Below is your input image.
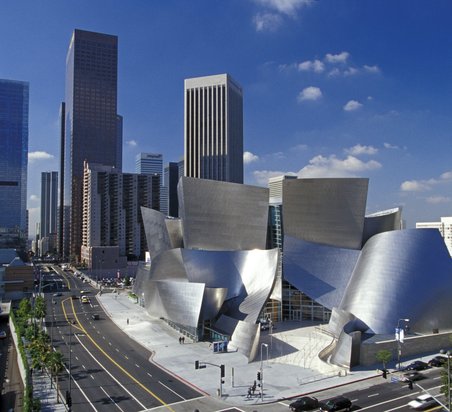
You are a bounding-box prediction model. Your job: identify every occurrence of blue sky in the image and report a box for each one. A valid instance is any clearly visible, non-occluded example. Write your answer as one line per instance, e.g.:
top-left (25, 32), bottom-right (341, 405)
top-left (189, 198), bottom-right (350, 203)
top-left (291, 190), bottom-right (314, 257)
top-left (1, 0), bottom-right (451, 236)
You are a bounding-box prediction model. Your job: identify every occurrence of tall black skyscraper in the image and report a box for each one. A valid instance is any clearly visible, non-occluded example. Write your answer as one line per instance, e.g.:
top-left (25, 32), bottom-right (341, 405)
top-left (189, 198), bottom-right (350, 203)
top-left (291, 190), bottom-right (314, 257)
top-left (64, 29), bottom-right (120, 261)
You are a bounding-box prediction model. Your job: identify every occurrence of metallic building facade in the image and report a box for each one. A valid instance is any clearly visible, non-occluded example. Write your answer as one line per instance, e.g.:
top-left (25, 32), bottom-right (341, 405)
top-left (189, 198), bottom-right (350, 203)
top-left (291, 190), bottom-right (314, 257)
top-left (135, 177), bottom-right (278, 360)
top-left (184, 74), bottom-right (243, 183)
top-left (64, 29), bottom-right (120, 261)
top-left (0, 79), bottom-right (29, 239)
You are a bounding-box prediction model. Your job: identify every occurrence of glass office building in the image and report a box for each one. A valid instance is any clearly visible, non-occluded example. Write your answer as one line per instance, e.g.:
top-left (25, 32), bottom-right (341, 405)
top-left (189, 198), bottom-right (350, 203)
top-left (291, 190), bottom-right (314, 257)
top-left (64, 29), bottom-right (120, 261)
top-left (0, 79), bottom-right (29, 243)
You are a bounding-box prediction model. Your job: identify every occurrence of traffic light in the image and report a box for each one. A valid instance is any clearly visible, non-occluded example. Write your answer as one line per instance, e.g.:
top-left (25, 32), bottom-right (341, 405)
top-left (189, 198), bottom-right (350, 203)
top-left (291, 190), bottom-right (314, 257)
top-left (66, 390), bottom-right (72, 408)
top-left (220, 364), bottom-right (225, 378)
top-left (195, 360), bottom-right (199, 370)
top-left (257, 371), bottom-right (261, 381)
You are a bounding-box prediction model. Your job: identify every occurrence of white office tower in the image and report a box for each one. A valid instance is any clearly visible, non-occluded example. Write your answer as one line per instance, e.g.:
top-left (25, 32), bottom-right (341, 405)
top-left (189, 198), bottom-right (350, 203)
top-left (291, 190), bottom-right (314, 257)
top-left (184, 74), bottom-right (243, 183)
top-left (416, 217), bottom-right (452, 257)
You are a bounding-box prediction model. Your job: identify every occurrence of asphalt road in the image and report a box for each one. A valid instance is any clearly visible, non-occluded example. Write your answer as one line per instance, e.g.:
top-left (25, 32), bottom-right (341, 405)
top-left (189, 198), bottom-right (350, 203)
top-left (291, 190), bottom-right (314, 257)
top-left (45, 266), bottom-right (205, 412)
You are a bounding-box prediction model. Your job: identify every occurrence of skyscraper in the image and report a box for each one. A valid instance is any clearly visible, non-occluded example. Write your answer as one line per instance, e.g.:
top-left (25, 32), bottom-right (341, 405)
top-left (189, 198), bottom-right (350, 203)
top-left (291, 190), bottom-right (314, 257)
top-left (164, 162), bottom-right (179, 217)
top-left (64, 29), bottom-right (120, 261)
top-left (184, 73), bottom-right (243, 183)
top-left (40, 171), bottom-right (58, 239)
top-left (136, 153), bottom-right (163, 212)
top-left (0, 79), bottom-right (29, 247)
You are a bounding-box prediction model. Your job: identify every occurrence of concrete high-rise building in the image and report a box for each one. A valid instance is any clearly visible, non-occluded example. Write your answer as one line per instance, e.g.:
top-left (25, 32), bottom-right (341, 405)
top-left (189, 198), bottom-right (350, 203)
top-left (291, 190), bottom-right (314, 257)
top-left (64, 29), bottom-right (120, 261)
top-left (416, 217), bottom-right (452, 257)
top-left (0, 79), bottom-right (29, 249)
top-left (184, 73), bottom-right (243, 183)
top-left (40, 172), bottom-right (58, 238)
top-left (81, 162), bottom-right (159, 267)
top-left (136, 153), bottom-right (163, 212)
top-left (164, 162), bottom-right (179, 217)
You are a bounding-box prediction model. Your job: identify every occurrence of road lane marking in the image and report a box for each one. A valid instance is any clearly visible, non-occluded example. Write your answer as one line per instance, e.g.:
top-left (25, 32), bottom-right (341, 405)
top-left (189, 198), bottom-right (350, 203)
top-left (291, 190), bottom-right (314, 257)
top-left (125, 355), bottom-right (129, 359)
top-left (358, 391), bottom-right (422, 410)
top-left (91, 375), bottom-right (94, 380)
top-left (368, 393), bottom-right (379, 397)
top-left (74, 334), bottom-right (147, 410)
top-left (61, 360), bottom-right (97, 411)
top-left (158, 381), bottom-right (186, 401)
top-left (147, 372), bottom-right (153, 378)
top-left (82, 365), bottom-right (86, 369)
top-left (135, 364), bottom-right (140, 368)
top-left (100, 386), bottom-right (125, 412)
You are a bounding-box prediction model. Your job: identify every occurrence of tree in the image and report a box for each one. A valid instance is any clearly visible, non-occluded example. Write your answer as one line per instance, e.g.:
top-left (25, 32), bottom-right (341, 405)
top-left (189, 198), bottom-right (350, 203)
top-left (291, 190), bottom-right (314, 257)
top-left (17, 298), bottom-right (32, 320)
top-left (29, 333), bottom-right (51, 371)
top-left (376, 349), bottom-right (392, 370)
top-left (46, 350), bottom-right (65, 403)
top-left (34, 295), bottom-right (47, 326)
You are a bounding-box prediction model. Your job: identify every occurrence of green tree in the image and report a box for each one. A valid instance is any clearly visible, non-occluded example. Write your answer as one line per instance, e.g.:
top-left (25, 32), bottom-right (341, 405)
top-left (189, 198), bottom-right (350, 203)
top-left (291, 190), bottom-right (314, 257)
top-left (34, 295), bottom-right (47, 326)
top-left (29, 335), bottom-right (51, 371)
top-left (46, 350), bottom-right (65, 403)
top-left (17, 298), bottom-right (32, 320)
top-left (376, 349), bottom-right (392, 370)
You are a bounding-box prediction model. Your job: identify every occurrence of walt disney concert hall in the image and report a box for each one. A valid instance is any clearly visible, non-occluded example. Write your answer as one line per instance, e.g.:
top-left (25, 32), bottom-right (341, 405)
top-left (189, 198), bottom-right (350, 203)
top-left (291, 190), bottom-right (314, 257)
top-left (134, 176), bottom-right (452, 366)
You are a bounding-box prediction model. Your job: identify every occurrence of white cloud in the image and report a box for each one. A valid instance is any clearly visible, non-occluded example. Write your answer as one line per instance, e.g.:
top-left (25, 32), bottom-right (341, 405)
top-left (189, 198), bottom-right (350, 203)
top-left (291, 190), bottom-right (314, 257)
top-left (327, 68), bottom-right (341, 77)
top-left (253, 170), bottom-right (296, 185)
top-left (345, 144), bottom-right (378, 156)
top-left (291, 144), bottom-right (308, 151)
top-left (29, 194), bottom-right (39, 202)
top-left (400, 180), bottom-right (432, 192)
top-left (297, 86), bottom-right (322, 102)
top-left (297, 154), bottom-right (381, 178)
top-left (254, 0), bottom-right (313, 16)
top-left (343, 67), bottom-right (359, 76)
top-left (325, 51), bottom-right (350, 64)
top-left (426, 196), bottom-right (451, 204)
top-left (244, 151), bottom-right (259, 164)
top-left (298, 59), bottom-right (324, 73)
top-left (384, 142), bottom-right (399, 150)
top-left (126, 139), bottom-right (137, 147)
top-left (363, 64), bottom-right (381, 74)
top-left (367, 96), bottom-right (373, 101)
top-left (343, 100), bottom-right (363, 112)
top-left (28, 151), bottom-right (54, 162)
top-left (253, 12), bottom-right (283, 31)
top-left (440, 171), bottom-right (452, 180)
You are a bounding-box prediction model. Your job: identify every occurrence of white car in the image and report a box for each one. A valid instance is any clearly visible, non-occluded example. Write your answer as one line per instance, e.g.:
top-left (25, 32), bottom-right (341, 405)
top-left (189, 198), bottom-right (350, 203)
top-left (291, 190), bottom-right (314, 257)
top-left (408, 394), bottom-right (438, 410)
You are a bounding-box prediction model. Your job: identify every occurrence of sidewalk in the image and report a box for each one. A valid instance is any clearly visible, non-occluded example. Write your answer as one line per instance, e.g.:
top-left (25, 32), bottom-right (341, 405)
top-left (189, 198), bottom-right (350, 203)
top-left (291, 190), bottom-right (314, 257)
top-left (97, 291), bottom-right (380, 407)
top-left (32, 369), bottom-right (66, 412)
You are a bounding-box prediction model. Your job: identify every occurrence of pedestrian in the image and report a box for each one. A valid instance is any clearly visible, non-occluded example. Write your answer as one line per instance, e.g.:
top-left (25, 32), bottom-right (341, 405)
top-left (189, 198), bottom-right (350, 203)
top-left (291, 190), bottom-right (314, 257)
top-left (252, 380), bottom-right (256, 394)
top-left (247, 387), bottom-right (252, 398)
top-left (182, 336), bottom-right (185, 344)
top-left (179, 336), bottom-right (182, 344)
top-left (127, 318), bottom-right (129, 325)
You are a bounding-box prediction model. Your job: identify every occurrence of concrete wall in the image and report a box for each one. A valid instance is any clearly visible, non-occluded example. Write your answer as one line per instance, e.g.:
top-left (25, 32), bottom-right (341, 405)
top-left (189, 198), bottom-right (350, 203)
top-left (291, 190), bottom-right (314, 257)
top-left (359, 331), bottom-right (452, 367)
top-left (9, 315), bottom-right (27, 385)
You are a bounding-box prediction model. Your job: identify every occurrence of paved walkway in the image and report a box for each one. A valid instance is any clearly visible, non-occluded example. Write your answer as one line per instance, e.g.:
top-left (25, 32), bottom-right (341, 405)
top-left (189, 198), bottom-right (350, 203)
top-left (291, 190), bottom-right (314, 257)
top-left (97, 291), bottom-right (380, 407)
top-left (32, 369), bottom-right (66, 411)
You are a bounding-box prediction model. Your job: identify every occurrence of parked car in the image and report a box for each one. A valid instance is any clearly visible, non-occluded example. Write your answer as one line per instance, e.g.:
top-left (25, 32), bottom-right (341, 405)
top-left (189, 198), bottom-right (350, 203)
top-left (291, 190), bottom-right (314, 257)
top-left (319, 396), bottom-right (352, 411)
top-left (407, 394), bottom-right (438, 410)
top-left (399, 371), bottom-right (425, 382)
top-left (91, 313), bottom-right (99, 320)
top-left (80, 290), bottom-right (88, 295)
top-left (428, 355), bottom-right (447, 367)
top-left (402, 361), bottom-right (430, 371)
top-left (0, 330), bottom-right (7, 339)
top-left (289, 396), bottom-right (319, 411)
top-left (52, 292), bottom-right (62, 297)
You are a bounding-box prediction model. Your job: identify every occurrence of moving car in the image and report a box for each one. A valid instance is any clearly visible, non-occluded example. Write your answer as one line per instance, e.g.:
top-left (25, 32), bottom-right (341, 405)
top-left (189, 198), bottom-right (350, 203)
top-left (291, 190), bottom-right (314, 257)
top-left (399, 371), bottom-right (425, 382)
top-left (428, 355), bottom-right (447, 367)
top-left (402, 361), bottom-right (429, 371)
top-left (407, 394), bottom-right (438, 410)
top-left (319, 396), bottom-right (352, 411)
top-left (81, 296), bottom-right (90, 304)
top-left (289, 396), bottom-right (319, 411)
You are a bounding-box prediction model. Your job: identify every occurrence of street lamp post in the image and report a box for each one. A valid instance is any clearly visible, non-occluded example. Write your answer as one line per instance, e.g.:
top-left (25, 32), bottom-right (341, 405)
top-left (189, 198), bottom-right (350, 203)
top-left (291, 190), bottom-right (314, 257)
top-left (396, 318), bottom-right (410, 370)
top-left (260, 343), bottom-right (268, 401)
top-left (440, 349), bottom-right (451, 411)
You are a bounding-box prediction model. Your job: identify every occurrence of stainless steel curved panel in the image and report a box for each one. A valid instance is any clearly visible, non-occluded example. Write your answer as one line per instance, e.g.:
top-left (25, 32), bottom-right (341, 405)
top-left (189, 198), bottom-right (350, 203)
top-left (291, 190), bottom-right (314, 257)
top-left (283, 235), bottom-right (359, 309)
top-left (178, 177), bottom-right (269, 250)
top-left (282, 178), bottom-right (368, 250)
top-left (165, 218), bottom-right (183, 248)
top-left (200, 287), bottom-right (228, 321)
top-left (362, 207), bottom-right (402, 245)
top-left (140, 206), bottom-right (172, 259)
top-left (340, 229), bottom-right (452, 334)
